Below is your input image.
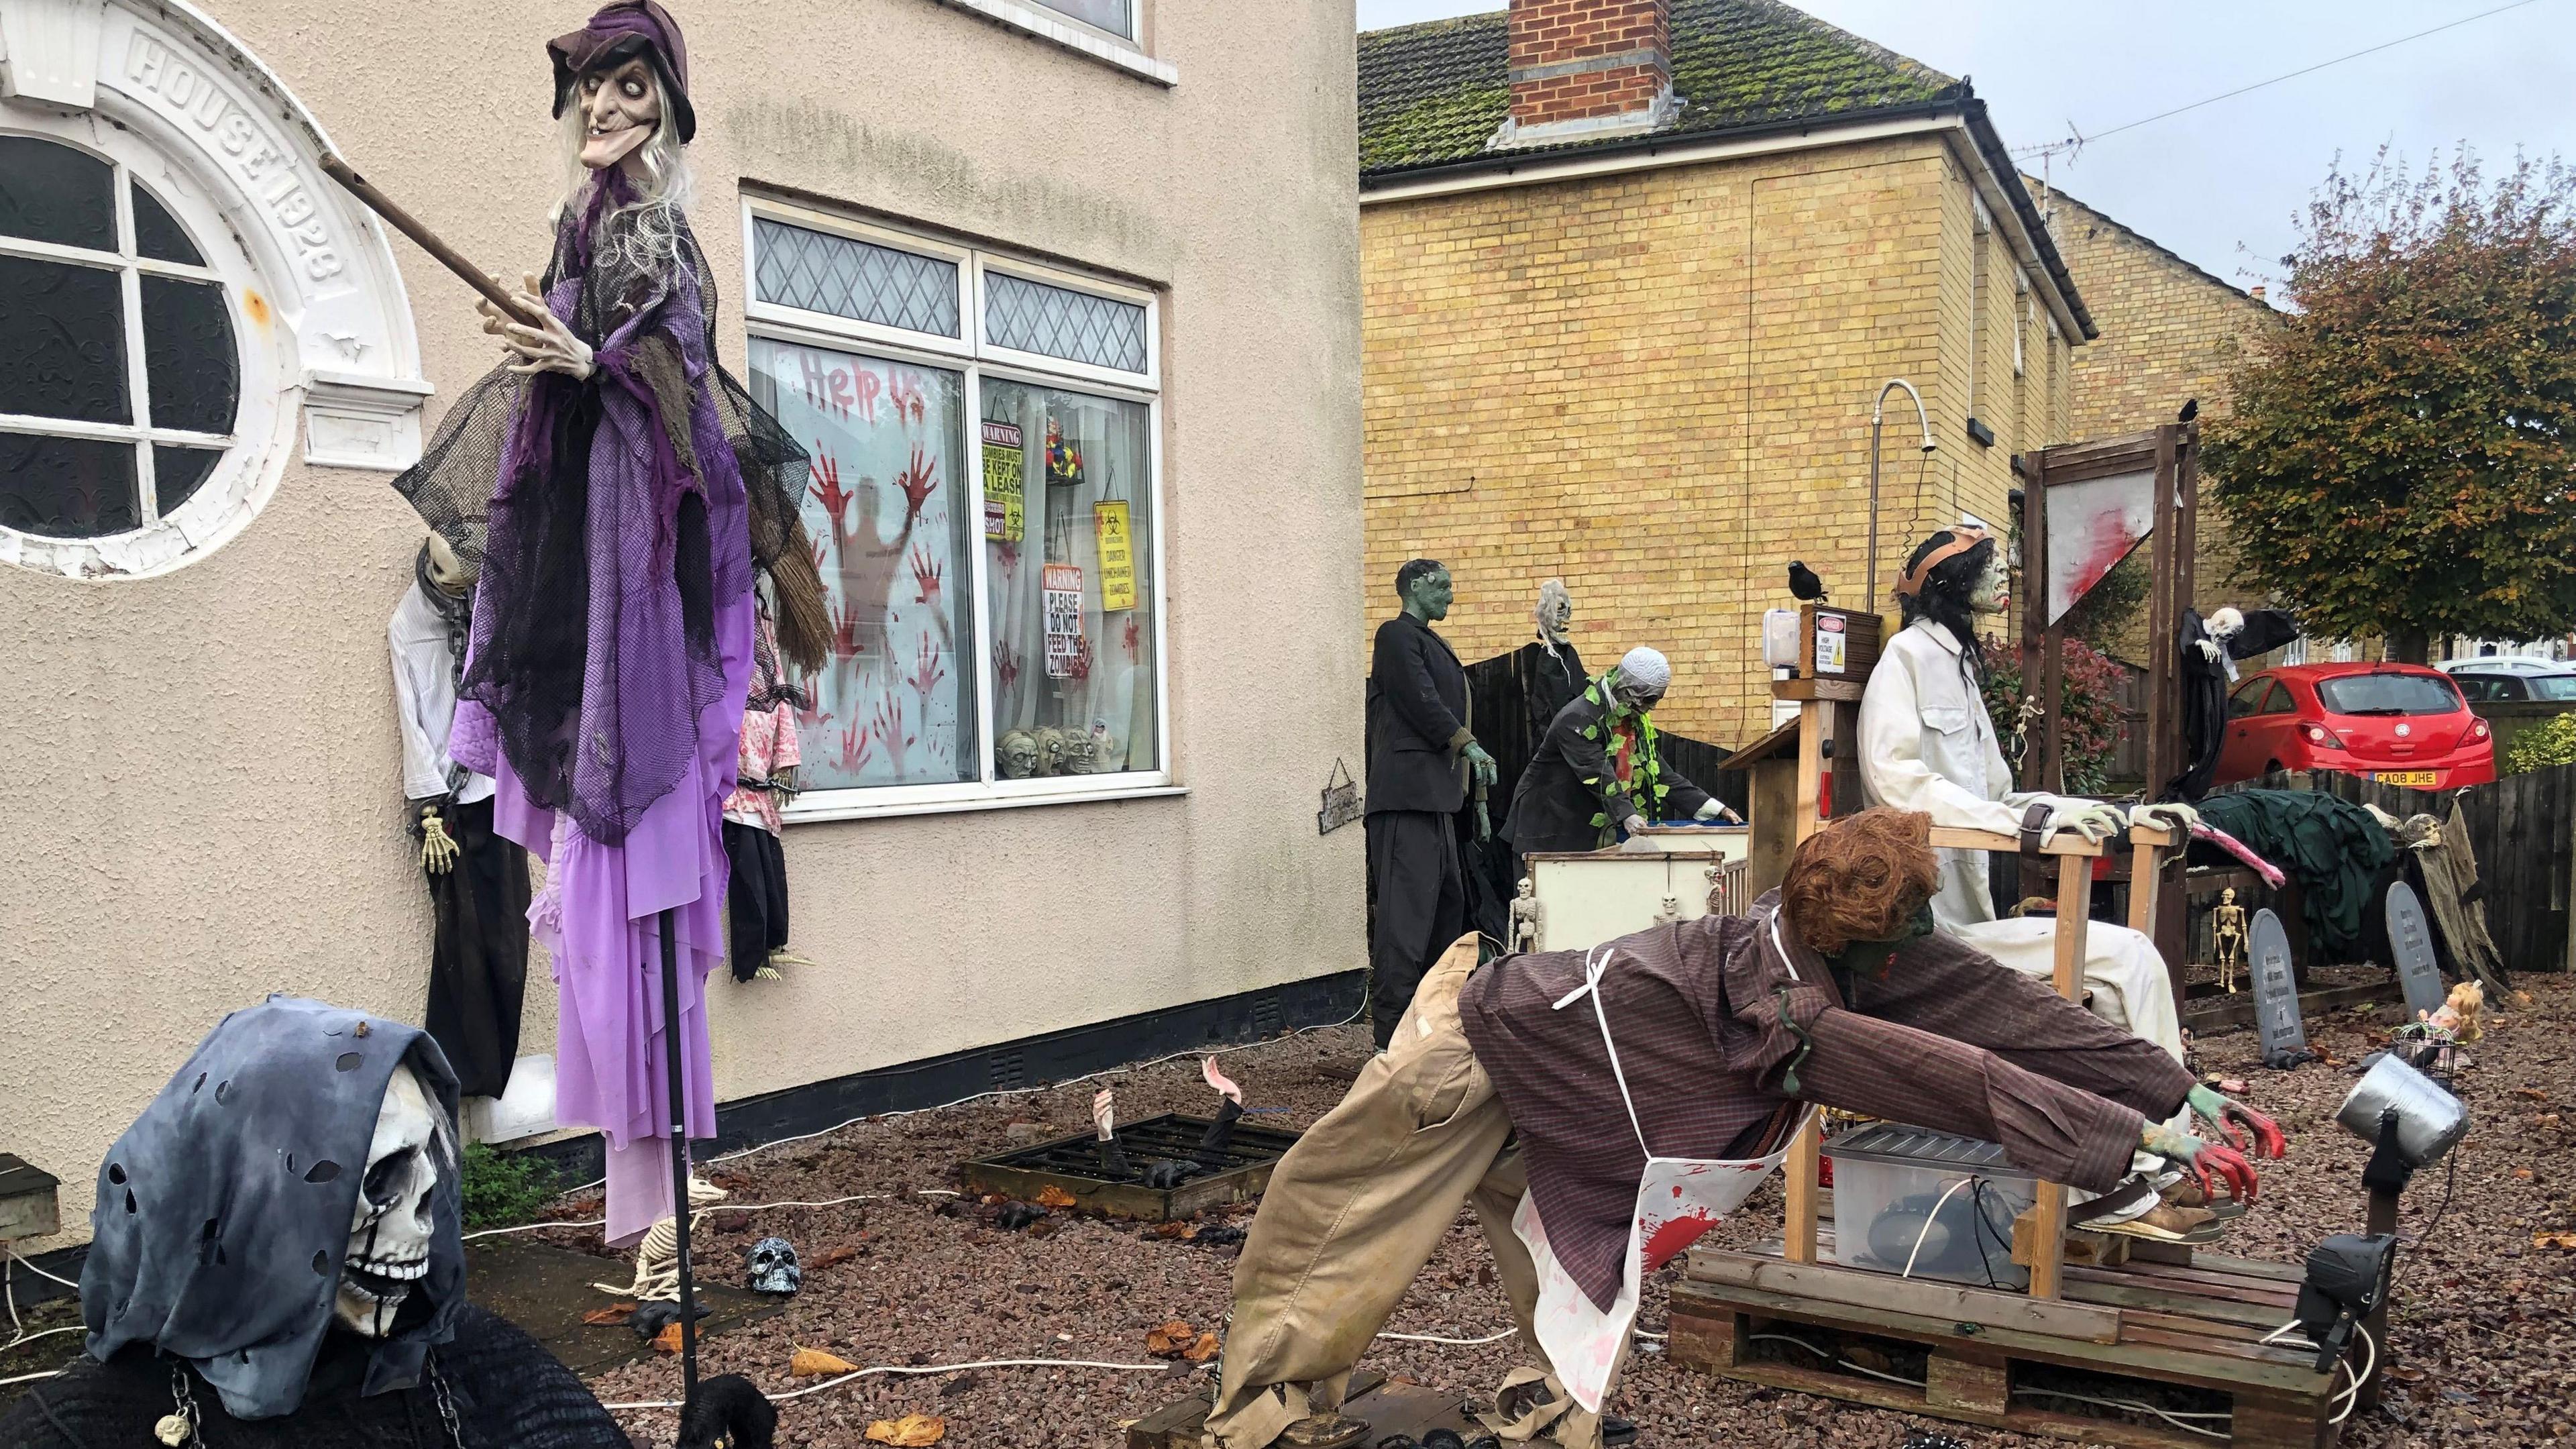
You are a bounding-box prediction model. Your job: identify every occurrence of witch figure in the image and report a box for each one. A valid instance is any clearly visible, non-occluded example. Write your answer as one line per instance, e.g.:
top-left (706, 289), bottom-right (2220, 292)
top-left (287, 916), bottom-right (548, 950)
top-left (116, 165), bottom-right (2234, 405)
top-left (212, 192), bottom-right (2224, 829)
top-left (390, 0), bottom-right (826, 1244)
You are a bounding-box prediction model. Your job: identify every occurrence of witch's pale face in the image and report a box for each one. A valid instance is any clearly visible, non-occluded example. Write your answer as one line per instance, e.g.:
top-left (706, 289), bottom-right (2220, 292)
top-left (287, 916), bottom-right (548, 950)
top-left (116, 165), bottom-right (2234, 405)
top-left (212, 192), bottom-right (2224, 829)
top-left (577, 58), bottom-right (661, 171)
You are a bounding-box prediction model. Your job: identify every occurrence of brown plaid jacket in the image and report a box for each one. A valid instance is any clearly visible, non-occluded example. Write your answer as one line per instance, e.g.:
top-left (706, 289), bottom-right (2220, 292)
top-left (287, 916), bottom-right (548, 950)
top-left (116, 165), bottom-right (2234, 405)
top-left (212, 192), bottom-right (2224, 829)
top-left (1458, 892), bottom-right (2194, 1309)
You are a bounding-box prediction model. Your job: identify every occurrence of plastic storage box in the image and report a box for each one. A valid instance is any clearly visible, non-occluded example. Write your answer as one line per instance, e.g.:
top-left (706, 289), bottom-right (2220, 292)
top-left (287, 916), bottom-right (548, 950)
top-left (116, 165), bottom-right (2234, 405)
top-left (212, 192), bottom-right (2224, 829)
top-left (1824, 1123), bottom-right (2036, 1290)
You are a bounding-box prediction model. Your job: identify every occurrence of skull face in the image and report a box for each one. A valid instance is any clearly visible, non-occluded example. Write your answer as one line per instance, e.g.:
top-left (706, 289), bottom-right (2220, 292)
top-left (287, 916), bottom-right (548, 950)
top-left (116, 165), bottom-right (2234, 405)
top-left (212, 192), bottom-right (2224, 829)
top-left (745, 1236), bottom-right (802, 1295)
top-left (335, 1065), bottom-right (443, 1338)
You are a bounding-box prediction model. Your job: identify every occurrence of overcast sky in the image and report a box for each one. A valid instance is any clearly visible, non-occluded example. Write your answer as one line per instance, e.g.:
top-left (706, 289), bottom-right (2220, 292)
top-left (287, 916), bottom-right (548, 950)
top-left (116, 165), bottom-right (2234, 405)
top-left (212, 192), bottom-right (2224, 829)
top-left (1354, 0), bottom-right (2576, 293)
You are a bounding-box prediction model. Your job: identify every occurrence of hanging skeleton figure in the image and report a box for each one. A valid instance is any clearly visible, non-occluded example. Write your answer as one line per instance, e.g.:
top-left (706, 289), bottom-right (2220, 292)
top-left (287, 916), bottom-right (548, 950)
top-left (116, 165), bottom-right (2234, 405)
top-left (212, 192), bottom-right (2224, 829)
top-left (594, 1175), bottom-right (731, 1303)
top-left (389, 0), bottom-right (826, 1249)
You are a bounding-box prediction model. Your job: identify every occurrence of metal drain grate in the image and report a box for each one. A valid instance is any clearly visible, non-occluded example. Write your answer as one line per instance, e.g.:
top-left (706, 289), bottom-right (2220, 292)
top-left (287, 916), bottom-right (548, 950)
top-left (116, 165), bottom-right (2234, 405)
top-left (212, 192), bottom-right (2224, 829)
top-left (961, 1112), bottom-right (1303, 1220)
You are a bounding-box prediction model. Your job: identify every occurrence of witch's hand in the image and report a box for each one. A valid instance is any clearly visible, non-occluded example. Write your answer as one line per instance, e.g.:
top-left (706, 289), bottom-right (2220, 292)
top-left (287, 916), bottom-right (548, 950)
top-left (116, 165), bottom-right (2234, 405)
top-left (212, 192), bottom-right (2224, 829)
top-left (482, 271), bottom-right (592, 380)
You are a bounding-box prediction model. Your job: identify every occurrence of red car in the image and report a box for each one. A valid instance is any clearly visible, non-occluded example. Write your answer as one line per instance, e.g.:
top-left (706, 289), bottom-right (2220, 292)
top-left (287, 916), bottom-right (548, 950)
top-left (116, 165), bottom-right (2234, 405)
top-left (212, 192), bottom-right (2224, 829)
top-left (2214, 663), bottom-right (2496, 789)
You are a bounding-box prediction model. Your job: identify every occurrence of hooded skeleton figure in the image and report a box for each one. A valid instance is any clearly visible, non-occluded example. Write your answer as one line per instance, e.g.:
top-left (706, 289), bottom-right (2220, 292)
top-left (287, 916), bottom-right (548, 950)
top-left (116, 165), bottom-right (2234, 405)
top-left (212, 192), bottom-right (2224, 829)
top-left (0, 998), bottom-right (626, 1447)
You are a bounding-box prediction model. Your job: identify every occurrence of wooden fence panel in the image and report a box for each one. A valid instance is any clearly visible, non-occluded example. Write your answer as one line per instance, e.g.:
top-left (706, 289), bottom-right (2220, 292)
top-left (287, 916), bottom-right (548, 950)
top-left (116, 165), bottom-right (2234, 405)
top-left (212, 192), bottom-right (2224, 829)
top-left (2302, 765), bottom-right (2573, 974)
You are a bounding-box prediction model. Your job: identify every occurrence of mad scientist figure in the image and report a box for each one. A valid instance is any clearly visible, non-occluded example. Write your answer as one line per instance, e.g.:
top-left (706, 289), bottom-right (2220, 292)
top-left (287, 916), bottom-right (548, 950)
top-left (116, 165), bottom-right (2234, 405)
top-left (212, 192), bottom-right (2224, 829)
top-left (391, 0), bottom-right (824, 1246)
top-left (1858, 523), bottom-right (2275, 1236)
top-left (1201, 810), bottom-right (2276, 1449)
top-left (1364, 559), bottom-right (1497, 1049)
top-left (1507, 645), bottom-right (1735, 857)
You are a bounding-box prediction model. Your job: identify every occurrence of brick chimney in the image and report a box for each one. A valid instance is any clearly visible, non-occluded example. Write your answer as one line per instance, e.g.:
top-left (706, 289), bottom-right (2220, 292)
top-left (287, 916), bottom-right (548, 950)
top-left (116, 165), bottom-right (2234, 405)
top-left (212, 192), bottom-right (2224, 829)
top-left (1497, 0), bottom-right (1676, 149)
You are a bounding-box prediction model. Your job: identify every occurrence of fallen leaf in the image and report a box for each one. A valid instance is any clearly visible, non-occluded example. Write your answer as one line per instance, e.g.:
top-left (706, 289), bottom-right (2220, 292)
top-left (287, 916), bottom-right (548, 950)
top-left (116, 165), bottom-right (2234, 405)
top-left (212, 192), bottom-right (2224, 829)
top-left (865, 1413), bottom-right (947, 1446)
top-left (1036, 1185), bottom-right (1078, 1210)
top-left (1146, 1320), bottom-right (1196, 1356)
top-left (582, 1306), bottom-right (634, 1326)
top-left (2515, 1088), bottom-right (2549, 1102)
top-left (651, 1323), bottom-right (684, 1355)
top-left (2515, 991), bottom-right (2534, 1006)
top-left (981, 1193), bottom-right (1007, 1206)
top-left (792, 1347), bottom-right (859, 1376)
top-left (1152, 1221), bottom-right (1189, 1240)
top-left (2388, 1364), bottom-right (2428, 1385)
top-left (2514, 1168), bottom-right (2536, 1181)
top-left (812, 1246), bottom-right (860, 1269)
top-left (2535, 1232), bottom-right (2576, 1250)
top-left (1183, 1332), bottom-right (1221, 1363)
top-left (2540, 1115), bottom-right (2563, 1128)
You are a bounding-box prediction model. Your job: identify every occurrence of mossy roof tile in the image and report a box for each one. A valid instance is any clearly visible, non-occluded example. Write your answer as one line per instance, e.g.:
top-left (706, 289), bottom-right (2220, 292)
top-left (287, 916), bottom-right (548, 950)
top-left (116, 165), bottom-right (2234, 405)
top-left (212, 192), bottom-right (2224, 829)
top-left (1358, 0), bottom-right (1957, 178)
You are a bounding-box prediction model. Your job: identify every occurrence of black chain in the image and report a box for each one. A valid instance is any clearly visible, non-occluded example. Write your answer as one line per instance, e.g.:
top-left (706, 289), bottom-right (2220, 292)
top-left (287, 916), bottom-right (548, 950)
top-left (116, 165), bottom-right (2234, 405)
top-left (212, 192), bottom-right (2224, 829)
top-left (427, 1352), bottom-right (466, 1449)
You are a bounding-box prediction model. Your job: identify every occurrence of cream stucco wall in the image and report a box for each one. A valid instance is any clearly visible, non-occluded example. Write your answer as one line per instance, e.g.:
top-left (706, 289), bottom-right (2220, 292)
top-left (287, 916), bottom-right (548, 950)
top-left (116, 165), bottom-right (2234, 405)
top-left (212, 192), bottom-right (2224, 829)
top-left (0, 0), bottom-right (1364, 1252)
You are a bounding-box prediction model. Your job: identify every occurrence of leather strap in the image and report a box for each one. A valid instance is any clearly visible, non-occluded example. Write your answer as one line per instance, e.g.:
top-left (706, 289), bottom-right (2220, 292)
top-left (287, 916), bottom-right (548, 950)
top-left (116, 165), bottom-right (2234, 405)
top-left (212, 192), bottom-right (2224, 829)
top-left (2019, 801), bottom-right (2053, 855)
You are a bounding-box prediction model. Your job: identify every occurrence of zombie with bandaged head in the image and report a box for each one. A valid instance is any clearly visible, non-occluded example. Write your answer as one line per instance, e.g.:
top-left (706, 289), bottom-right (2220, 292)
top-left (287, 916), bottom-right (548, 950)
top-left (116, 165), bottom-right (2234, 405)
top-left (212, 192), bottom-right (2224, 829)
top-left (1505, 645), bottom-right (1737, 858)
top-left (387, 1), bottom-right (826, 1246)
top-left (1857, 523), bottom-right (2276, 1239)
top-left (0, 998), bottom-right (627, 1447)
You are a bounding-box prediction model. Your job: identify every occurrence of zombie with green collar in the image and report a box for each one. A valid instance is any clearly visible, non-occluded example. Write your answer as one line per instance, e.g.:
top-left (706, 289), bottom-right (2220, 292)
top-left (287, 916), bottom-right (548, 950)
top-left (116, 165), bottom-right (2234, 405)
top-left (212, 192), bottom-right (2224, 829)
top-left (1505, 646), bottom-right (1737, 855)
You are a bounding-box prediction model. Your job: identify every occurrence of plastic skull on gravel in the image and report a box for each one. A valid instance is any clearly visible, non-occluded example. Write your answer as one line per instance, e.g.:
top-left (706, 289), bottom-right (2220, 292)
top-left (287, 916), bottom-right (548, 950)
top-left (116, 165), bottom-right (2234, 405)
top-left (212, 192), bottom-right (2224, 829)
top-left (745, 1236), bottom-right (802, 1295)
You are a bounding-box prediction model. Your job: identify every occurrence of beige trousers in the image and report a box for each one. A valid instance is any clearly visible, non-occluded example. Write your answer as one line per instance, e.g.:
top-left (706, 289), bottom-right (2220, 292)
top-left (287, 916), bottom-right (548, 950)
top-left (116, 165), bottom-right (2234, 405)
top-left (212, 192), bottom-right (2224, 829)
top-left (1205, 936), bottom-right (1609, 1449)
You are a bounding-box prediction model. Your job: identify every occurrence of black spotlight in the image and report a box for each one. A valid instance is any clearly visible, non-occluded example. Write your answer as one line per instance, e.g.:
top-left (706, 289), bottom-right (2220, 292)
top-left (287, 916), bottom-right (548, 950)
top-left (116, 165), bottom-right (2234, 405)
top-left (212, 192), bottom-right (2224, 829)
top-left (2291, 1234), bottom-right (2398, 1375)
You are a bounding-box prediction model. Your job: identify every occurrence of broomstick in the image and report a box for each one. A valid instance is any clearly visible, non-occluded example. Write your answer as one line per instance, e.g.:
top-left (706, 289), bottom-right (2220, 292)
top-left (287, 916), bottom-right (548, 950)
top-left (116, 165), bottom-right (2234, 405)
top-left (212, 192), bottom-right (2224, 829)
top-left (321, 156), bottom-right (551, 327)
top-left (321, 154), bottom-right (834, 673)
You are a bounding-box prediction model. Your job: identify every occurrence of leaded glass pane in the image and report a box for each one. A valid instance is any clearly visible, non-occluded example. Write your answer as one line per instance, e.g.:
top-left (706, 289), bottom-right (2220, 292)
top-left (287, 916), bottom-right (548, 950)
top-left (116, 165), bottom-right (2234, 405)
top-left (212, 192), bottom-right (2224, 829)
top-left (753, 218), bottom-right (959, 338)
top-left (154, 445), bottom-right (222, 515)
top-left (141, 276), bottom-right (237, 434)
top-left (1031, 0), bottom-right (1132, 38)
top-left (0, 254), bottom-right (128, 424)
top-left (131, 181), bottom-right (205, 266)
top-left (0, 433), bottom-right (139, 537)
top-left (983, 272), bottom-right (1148, 374)
top-left (0, 136), bottom-right (114, 251)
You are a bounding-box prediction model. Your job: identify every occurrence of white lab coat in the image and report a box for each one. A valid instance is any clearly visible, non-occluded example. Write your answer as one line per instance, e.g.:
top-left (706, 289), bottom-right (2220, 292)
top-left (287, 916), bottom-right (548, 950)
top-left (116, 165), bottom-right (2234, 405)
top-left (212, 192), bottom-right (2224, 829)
top-left (390, 582), bottom-right (496, 806)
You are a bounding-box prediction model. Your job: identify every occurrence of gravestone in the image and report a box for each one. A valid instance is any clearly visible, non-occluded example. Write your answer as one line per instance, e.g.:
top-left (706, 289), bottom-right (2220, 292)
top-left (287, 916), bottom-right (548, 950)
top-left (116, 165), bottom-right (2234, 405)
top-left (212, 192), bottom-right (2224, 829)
top-left (2386, 881), bottom-right (2446, 1020)
top-left (2248, 908), bottom-right (2306, 1068)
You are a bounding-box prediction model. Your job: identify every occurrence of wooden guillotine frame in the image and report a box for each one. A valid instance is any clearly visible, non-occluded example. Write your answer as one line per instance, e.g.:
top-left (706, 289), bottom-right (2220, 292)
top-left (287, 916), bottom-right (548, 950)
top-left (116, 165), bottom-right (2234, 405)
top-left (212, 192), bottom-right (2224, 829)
top-left (2017, 423), bottom-right (2200, 994)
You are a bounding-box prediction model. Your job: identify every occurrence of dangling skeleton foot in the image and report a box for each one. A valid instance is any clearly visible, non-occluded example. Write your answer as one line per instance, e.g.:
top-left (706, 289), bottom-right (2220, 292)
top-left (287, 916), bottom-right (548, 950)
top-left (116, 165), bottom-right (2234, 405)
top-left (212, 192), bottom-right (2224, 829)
top-left (594, 1176), bottom-right (729, 1301)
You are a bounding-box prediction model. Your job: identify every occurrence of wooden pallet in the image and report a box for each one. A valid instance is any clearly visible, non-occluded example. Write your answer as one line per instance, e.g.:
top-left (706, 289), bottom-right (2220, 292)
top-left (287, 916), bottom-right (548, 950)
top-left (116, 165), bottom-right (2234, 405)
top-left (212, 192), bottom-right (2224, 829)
top-left (1125, 1371), bottom-right (1488, 1449)
top-left (1669, 1243), bottom-right (2349, 1449)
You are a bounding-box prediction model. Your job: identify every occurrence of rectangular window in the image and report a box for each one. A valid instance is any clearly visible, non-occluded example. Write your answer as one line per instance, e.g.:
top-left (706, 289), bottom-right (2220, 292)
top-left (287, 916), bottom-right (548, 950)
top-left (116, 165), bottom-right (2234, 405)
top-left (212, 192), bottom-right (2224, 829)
top-left (1030, 0), bottom-right (1133, 39)
top-left (745, 201), bottom-right (1165, 817)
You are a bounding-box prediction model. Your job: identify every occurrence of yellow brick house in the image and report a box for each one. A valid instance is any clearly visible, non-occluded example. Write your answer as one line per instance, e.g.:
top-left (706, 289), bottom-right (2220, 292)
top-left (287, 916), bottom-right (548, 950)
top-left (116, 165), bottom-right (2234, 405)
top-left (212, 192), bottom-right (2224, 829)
top-left (1359, 0), bottom-right (2094, 745)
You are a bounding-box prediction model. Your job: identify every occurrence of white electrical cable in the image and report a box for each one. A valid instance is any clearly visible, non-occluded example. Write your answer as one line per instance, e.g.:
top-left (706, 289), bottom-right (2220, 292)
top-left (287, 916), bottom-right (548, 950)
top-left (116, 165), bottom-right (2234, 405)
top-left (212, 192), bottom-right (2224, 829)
top-left (598, 1355), bottom-right (1174, 1411)
top-left (1375, 1328), bottom-right (1516, 1346)
top-left (1, 1367), bottom-right (71, 1387)
top-left (1900, 1177), bottom-right (1977, 1280)
top-left (463, 1189), bottom-right (963, 1241)
top-left (4, 1249), bottom-right (79, 1289)
top-left (2011, 1387), bottom-right (2230, 1439)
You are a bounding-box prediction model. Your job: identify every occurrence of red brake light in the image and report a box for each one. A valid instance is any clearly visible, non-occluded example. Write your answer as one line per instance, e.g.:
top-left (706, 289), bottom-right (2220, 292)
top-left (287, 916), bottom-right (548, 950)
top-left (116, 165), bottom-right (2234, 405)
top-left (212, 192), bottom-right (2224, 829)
top-left (2300, 721), bottom-right (2346, 749)
top-left (2471, 716), bottom-right (2492, 741)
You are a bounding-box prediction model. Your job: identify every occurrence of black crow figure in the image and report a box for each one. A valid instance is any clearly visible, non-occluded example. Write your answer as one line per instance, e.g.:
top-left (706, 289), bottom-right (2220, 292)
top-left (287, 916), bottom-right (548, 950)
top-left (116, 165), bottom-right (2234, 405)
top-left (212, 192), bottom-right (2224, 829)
top-left (2178, 397), bottom-right (2199, 423)
top-left (677, 1373), bottom-right (779, 1449)
top-left (1787, 560), bottom-right (1827, 601)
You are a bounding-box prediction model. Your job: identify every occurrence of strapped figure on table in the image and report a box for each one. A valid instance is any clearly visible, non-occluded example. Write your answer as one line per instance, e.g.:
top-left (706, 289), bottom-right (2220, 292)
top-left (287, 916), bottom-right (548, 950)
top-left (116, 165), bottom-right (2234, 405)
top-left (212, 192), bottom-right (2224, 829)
top-left (1201, 809), bottom-right (2276, 1449)
top-left (1856, 522), bottom-right (2282, 1240)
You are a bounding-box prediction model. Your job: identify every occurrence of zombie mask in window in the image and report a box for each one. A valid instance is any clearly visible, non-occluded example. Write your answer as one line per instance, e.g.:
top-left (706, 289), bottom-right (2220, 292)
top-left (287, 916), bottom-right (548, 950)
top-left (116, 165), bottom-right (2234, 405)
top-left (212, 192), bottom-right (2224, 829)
top-left (1044, 415), bottom-right (1084, 488)
top-left (998, 729), bottom-right (1041, 780)
top-left (745, 1236), bottom-right (802, 1295)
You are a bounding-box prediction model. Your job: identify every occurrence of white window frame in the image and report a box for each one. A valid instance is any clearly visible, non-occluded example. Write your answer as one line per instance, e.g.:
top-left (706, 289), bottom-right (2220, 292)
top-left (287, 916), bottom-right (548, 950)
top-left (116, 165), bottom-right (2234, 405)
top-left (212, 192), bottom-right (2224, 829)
top-left (0, 120), bottom-right (285, 578)
top-left (742, 197), bottom-right (1173, 822)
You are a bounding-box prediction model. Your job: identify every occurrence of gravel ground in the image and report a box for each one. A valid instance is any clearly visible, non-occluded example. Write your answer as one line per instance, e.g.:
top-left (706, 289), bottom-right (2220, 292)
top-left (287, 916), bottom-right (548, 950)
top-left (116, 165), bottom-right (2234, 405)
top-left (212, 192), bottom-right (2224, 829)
top-left (9, 973), bottom-right (2570, 1447)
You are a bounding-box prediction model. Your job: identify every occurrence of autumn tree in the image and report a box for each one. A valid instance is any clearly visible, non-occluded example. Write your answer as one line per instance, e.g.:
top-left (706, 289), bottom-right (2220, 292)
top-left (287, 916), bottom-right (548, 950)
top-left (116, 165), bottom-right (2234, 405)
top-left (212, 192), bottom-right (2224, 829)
top-left (2204, 150), bottom-right (2576, 662)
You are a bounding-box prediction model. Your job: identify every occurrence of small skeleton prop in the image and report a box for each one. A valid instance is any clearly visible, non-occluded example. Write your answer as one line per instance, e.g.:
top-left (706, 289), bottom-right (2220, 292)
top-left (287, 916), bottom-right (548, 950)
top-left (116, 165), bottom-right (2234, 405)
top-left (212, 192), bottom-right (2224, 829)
top-left (2212, 888), bottom-right (2249, 994)
top-left (743, 1236), bottom-right (801, 1295)
top-left (1652, 894), bottom-right (1682, 926)
top-left (593, 1175), bottom-right (729, 1301)
top-left (1509, 877), bottom-right (1542, 954)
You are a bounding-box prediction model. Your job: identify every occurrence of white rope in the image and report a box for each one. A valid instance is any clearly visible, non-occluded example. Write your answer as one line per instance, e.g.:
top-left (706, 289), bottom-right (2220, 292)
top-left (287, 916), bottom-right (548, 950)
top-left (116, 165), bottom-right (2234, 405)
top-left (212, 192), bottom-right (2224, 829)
top-left (1, 1367), bottom-right (70, 1387)
top-left (1375, 1328), bottom-right (1515, 1346)
top-left (598, 1355), bottom-right (1173, 1411)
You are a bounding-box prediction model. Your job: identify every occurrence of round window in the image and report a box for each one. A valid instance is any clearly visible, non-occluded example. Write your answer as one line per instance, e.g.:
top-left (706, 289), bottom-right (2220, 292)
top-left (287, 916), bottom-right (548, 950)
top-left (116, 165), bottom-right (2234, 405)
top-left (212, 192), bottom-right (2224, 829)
top-left (0, 131), bottom-right (251, 568)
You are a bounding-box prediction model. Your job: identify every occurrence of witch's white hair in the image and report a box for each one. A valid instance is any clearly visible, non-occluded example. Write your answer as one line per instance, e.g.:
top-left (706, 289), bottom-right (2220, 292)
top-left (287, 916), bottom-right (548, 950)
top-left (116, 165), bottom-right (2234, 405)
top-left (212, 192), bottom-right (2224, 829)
top-left (551, 54), bottom-right (693, 273)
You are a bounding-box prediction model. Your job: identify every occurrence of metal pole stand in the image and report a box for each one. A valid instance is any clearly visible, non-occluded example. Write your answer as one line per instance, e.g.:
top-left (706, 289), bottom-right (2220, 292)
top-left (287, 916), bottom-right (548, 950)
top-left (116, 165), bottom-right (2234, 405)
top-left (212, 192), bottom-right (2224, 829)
top-left (658, 908), bottom-right (700, 1402)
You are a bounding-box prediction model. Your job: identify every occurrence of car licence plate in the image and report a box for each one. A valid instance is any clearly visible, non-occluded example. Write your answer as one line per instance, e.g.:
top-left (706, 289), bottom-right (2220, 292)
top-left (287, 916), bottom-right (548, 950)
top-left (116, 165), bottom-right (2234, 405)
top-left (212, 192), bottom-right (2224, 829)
top-left (2373, 770), bottom-right (2438, 786)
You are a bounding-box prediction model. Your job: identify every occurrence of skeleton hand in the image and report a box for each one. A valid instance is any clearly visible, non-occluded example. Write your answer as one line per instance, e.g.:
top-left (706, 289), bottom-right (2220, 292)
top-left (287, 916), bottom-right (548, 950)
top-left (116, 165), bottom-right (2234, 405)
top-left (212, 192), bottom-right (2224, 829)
top-left (2143, 1121), bottom-right (2259, 1205)
top-left (1695, 800), bottom-right (1742, 824)
top-left (482, 272), bottom-right (593, 380)
top-left (2047, 801), bottom-right (2128, 845)
top-left (2186, 1084), bottom-right (2286, 1158)
top-left (417, 804), bottom-right (460, 875)
top-left (2196, 638), bottom-right (2225, 663)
